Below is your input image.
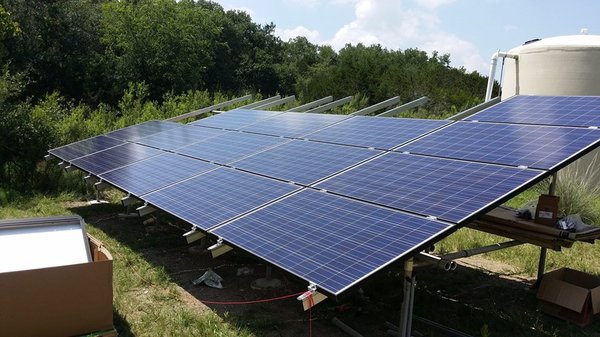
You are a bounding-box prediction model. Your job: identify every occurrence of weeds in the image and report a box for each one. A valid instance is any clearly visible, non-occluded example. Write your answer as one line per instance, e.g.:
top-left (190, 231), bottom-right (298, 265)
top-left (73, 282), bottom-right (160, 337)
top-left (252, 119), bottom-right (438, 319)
top-left (536, 154), bottom-right (600, 225)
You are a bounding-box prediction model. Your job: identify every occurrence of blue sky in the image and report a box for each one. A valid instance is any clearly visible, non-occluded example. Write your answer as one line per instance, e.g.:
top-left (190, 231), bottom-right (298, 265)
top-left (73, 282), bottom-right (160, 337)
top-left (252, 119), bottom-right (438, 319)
top-left (215, 0), bottom-right (600, 74)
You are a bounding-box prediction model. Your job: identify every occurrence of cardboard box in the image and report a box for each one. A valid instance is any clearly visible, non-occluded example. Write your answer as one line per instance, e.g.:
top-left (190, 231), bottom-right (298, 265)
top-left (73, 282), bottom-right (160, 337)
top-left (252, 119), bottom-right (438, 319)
top-left (535, 194), bottom-right (560, 226)
top-left (537, 268), bottom-right (600, 326)
top-left (0, 234), bottom-right (113, 337)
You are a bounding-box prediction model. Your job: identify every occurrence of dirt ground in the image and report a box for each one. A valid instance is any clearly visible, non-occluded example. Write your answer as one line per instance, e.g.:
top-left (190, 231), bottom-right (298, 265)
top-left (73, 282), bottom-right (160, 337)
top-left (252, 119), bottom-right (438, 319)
top-left (79, 204), bottom-right (600, 337)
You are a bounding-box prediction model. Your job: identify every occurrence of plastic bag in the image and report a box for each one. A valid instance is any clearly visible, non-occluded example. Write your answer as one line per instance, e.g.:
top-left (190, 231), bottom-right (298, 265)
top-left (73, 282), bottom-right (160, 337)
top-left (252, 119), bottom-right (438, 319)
top-left (517, 200), bottom-right (537, 220)
top-left (192, 269), bottom-right (224, 288)
top-left (557, 214), bottom-right (586, 232)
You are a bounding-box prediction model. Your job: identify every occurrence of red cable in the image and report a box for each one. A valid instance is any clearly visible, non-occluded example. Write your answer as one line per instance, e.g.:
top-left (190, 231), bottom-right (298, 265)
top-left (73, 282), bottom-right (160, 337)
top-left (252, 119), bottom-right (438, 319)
top-left (308, 292), bottom-right (314, 337)
top-left (200, 291), bottom-right (305, 305)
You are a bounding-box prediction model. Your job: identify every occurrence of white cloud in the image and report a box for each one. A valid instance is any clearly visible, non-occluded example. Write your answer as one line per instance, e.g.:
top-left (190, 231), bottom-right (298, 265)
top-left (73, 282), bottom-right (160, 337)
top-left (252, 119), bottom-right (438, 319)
top-left (286, 0), bottom-right (322, 8)
top-left (276, 26), bottom-right (322, 44)
top-left (420, 32), bottom-right (489, 72)
top-left (222, 4), bottom-right (255, 17)
top-left (324, 0), bottom-right (488, 73)
top-left (415, 0), bottom-right (456, 10)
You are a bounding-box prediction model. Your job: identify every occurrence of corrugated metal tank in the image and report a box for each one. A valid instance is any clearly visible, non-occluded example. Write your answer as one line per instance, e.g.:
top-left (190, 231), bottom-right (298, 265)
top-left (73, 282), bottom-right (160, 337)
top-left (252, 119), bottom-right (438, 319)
top-left (502, 34), bottom-right (600, 99)
top-left (500, 34), bottom-right (600, 182)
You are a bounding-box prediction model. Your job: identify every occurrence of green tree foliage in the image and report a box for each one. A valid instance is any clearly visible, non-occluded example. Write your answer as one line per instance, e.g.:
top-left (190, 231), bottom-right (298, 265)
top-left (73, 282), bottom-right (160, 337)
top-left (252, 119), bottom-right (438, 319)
top-left (100, 0), bottom-right (221, 100)
top-left (1, 0), bottom-right (103, 102)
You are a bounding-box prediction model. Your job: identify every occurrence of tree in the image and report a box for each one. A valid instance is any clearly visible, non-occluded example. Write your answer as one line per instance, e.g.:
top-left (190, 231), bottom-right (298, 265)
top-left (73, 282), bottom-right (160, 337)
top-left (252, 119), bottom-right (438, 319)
top-left (100, 0), bottom-right (221, 100)
top-left (1, 0), bottom-right (103, 102)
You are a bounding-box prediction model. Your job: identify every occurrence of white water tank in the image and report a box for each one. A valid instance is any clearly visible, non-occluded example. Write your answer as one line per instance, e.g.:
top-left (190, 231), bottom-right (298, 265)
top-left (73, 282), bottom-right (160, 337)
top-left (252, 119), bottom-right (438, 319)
top-left (502, 34), bottom-right (600, 99)
top-left (501, 33), bottom-right (600, 184)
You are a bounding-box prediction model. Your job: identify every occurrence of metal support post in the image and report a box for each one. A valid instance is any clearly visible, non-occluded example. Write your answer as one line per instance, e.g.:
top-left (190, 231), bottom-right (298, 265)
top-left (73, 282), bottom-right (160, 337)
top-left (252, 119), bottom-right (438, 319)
top-left (399, 258), bottom-right (414, 337)
top-left (534, 172), bottom-right (558, 287)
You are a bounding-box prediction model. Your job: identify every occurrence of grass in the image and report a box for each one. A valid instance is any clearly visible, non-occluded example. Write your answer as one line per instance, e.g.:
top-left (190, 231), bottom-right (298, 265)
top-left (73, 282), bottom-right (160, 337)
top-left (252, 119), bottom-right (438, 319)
top-left (0, 192), bottom-right (252, 337)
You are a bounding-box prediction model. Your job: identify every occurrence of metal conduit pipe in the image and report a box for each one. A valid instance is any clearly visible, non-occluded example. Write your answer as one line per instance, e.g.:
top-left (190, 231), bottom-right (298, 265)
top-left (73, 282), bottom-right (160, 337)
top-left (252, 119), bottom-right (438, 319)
top-left (485, 51), bottom-right (518, 102)
top-left (331, 317), bottom-right (365, 337)
top-left (440, 240), bottom-right (523, 260)
top-left (416, 252), bottom-right (457, 271)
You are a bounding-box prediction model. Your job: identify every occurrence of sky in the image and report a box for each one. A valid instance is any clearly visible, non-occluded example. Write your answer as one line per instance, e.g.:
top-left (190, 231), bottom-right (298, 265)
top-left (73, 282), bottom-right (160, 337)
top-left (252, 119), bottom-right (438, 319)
top-left (215, 0), bottom-right (600, 75)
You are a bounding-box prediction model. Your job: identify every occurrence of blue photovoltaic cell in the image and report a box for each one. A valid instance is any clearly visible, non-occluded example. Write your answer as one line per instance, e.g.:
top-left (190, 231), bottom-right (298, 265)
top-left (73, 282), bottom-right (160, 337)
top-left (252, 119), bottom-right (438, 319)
top-left (176, 131), bottom-right (289, 164)
top-left (70, 143), bottom-right (164, 175)
top-left (136, 125), bottom-right (226, 150)
top-left (306, 116), bottom-right (450, 150)
top-left (49, 135), bottom-right (124, 162)
top-left (466, 95), bottom-right (600, 127)
top-left (212, 189), bottom-right (450, 295)
top-left (234, 140), bottom-right (380, 185)
top-left (241, 112), bottom-right (349, 138)
top-left (191, 109), bottom-right (283, 130)
top-left (143, 168), bottom-right (299, 230)
top-left (399, 121), bottom-right (600, 170)
top-left (99, 153), bottom-right (218, 196)
top-left (317, 152), bottom-right (544, 223)
top-left (105, 120), bottom-right (181, 141)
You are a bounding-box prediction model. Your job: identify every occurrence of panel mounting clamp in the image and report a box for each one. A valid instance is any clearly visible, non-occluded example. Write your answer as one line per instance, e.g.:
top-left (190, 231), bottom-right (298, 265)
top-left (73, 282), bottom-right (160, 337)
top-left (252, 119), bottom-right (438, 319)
top-left (208, 237), bottom-right (233, 258)
top-left (183, 227), bottom-right (205, 244)
top-left (297, 282), bottom-right (327, 310)
top-left (137, 203), bottom-right (157, 217)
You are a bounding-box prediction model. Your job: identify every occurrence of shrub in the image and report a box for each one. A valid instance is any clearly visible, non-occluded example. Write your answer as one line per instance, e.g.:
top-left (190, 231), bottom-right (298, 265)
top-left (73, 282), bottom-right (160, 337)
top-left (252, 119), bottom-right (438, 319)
top-left (535, 154), bottom-right (600, 225)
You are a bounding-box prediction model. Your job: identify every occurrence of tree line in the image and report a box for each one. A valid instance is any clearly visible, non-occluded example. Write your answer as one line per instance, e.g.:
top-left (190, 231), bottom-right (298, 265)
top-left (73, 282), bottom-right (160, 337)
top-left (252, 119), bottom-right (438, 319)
top-left (0, 0), bottom-right (489, 197)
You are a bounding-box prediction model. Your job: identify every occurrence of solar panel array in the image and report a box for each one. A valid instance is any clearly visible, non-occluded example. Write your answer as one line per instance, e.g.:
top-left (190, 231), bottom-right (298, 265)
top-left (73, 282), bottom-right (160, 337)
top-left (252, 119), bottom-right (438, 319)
top-left (305, 116), bottom-right (450, 150)
top-left (399, 121), bottom-right (600, 170)
top-left (466, 95), bottom-right (600, 127)
top-left (48, 95), bottom-right (600, 296)
top-left (212, 189), bottom-right (451, 295)
top-left (191, 109), bottom-right (283, 130)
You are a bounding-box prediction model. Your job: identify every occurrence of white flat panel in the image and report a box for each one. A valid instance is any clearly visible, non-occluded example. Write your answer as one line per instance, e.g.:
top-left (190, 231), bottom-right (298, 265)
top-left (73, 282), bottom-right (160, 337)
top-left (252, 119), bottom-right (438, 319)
top-left (0, 220), bottom-right (91, 273)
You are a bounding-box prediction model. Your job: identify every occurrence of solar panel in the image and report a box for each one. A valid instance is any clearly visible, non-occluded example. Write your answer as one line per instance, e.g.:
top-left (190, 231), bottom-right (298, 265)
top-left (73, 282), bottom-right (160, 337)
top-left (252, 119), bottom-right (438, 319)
top-left (176, 131), bottom-right (289, 164)
top-left (136, 125), bottom-right (226, 150)
top-left (143, 168), bottom-right (299, 231)
top-left (69, 143), bottom-right (165, 175)
top-left (241, 112), bottom-right (349, 138)
top-left (233, 140), bottom-right (380, 185)
top-left (305, 116), bottom-right (450, 150)
top-left (399, 121), bottom-right (600, 170)
top-left (466, 95), bottom-right (600, 127)
top-left (105, 120), bottom-right (181, 141)
top-left (317, 152), bottom-right (544, 223)
top-left (99, 153), bottom-right (218, 196)
top-left (49, 135), bottom-right (124, 162)
top-left (191, 109), bottom-right (283, 130)
top-left (212, 189), bottom-right (451, 295)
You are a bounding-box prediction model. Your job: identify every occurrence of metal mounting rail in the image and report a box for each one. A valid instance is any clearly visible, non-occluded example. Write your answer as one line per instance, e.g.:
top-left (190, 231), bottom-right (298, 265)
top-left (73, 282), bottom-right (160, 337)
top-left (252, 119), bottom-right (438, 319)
top-left (350, 96), bottom-right (401, 116)
top-left (166, 95), bottom-right (252, 122)
top-left (304, 96), bottom-right (352, 114)
top-left (252, 95), bottom-right (296, 110)
top-left (287, 96), bottom-right (333, 112)
top-left (238, 95), bottom-right (281, 109)
top-left (447, 96), bottom-right (500, 121)
top-left (376, 97), bottom-right (428, 117)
